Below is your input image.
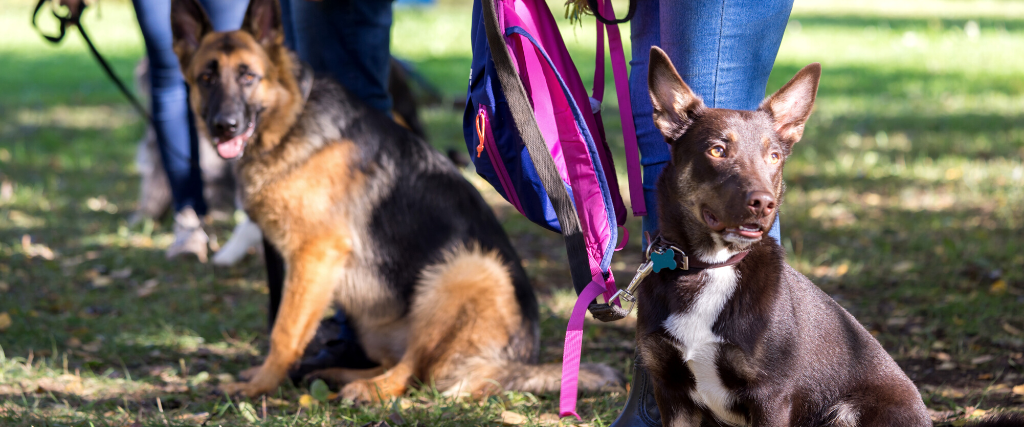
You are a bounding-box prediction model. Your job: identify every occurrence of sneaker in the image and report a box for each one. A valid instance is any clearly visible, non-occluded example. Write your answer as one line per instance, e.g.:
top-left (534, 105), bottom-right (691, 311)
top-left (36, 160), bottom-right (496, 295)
top-left (166, 207), bottom-right (209, 262)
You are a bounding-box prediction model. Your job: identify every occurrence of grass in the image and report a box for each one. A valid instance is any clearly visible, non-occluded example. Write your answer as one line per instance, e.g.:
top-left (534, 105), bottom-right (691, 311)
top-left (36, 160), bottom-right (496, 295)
top-left (1, 0), bottom-right (1023, 425)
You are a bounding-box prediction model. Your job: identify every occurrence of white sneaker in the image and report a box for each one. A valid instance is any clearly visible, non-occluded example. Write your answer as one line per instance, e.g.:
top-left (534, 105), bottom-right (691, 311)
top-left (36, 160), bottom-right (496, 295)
top-left (212, 214), bottom-right (263, 266)
top-left (166, 207), bottom-right (209, 263)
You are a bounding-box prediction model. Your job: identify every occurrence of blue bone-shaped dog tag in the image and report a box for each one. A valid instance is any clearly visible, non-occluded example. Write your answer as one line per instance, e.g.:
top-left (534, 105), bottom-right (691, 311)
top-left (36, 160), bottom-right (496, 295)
top-left (651, 249), bottom-right (677, 273)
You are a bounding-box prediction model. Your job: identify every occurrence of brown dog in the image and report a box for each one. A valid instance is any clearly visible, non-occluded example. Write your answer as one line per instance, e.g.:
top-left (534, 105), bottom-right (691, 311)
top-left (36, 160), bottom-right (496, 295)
top-left (633, 47), bottom-right (931, 426)
top-left (169, 0), bottom-right (620, 402)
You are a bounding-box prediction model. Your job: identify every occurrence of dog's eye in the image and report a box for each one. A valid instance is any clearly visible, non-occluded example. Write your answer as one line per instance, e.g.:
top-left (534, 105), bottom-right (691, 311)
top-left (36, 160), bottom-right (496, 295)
top-left (239, 72), bottom-right (258, 86)
top-left (198, 72), bottom-right (214, 86)
top-left (770, 152), bottom-right (781, 164)
top-left (709, 146), bottom-right (725, 158)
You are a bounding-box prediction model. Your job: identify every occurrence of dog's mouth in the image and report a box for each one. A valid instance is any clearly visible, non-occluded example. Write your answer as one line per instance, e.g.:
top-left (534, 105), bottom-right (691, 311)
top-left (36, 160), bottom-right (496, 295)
top-left (213, 122), bottom-right (256, 159)
top-left (703, 208), bottom-right (765, 240)
top-left (725, 223), bottom-right (764, 239)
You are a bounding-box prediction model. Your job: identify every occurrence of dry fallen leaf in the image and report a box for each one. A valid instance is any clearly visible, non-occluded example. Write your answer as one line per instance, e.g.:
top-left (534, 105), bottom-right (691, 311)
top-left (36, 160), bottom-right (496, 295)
top-left (21, 235), bottom-right (55, 260)
top-left (92, 276), bottom-right (112, 288)
top-left (499, 410), bottom-right (527, 425)
top-left (1003, 323), bottom-right (1022, 336)
top-left (940, 388), bottom-right (966, 398)
top-left (0, 281), bottom-right (9, 293)
top-left (892, 260), bottom-right (914, 274)
top-left (538, 413), bottom-right (561, 425)
top-left (990, 279), bottom-right (1008, 295)
top-left (0, 180), bottom-right (13, 202)
top-left (1013, 384), bottom-right (1024, 395)
top-left (971, 355), bottom-right (995, 365)
top-left (137, 279), bottom-right (159, 298)
top-left (81, 341), bottom-right (102, 353)
top-left (886, 317), bottom-right (908, 327)
top-left (109, 268), bottom-right (132, 280)
top-left (0, 312), bottom-right (11, 331)
top-left (66, 337), bottom-right (82, 348)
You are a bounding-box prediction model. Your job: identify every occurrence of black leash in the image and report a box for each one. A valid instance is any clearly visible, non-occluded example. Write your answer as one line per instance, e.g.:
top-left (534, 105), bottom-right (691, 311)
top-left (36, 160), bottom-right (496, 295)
top-left (32, 0), bottom-right (153, 124)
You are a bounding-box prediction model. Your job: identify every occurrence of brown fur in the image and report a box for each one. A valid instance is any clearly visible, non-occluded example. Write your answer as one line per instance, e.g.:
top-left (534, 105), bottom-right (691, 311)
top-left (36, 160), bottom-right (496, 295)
top-left (170, 0), bottom-right (621, 401)
top-left (635, 47), bottom-right (930, 426)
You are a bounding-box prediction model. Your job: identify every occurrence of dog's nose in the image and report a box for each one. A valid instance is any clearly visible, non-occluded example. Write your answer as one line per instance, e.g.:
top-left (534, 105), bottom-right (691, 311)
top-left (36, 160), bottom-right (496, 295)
top-left (746, 191), bottom-right (776, 217)
top-left (213, 116), bottom-right (239, 138)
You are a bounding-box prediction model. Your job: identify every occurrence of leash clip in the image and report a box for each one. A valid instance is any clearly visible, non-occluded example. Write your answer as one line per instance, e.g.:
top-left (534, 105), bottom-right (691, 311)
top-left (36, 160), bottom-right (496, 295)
top-left (607, 240), bottom-right (690, 316)
top-left (608, 259), bottom-right (652, 315)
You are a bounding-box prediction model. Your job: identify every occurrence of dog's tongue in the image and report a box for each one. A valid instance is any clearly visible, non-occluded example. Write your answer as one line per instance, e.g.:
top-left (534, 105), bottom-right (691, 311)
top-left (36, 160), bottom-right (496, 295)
top-left (216, 135), bottom-right (245, 159)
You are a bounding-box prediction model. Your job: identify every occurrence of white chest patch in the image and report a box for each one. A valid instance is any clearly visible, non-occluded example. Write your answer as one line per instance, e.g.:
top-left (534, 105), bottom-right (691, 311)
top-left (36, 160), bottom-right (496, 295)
top-left (662, 261), bottom-right (746, 426)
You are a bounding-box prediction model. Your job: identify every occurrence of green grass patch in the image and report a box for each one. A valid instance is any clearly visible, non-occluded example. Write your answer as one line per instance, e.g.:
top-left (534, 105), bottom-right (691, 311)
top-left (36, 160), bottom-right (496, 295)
top-left (1, 0), bottom-right (1023, 425)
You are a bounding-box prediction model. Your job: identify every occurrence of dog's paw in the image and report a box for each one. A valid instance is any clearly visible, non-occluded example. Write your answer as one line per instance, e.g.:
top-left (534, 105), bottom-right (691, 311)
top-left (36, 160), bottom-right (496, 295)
top-left (339, 379), bottom-right (382, 404)
top-left (219, 381), bottom-right (263, 397)
top-left (237, 366), bottom-right (262, 382)
top-left (220, 368), bottom-right (283, 397)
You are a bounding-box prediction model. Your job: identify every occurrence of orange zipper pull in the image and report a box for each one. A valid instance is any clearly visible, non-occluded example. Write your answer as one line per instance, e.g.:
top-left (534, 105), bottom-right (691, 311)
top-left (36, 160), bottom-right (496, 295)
top-left (475, 111), bottom-right (486, 158)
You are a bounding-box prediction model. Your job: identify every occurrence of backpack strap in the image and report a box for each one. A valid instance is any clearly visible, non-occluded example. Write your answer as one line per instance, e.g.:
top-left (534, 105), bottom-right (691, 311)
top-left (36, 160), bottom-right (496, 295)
top-left (480, 0), bottom-right (595, 303)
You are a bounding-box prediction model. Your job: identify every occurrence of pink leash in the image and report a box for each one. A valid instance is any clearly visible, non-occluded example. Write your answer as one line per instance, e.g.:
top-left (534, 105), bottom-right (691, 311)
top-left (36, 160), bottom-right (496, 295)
top-left (559, 0), bottom-right (640, 418)
top-left (559, 275), bottom-right (608, 419)
top-left (595, 0), bottom-right (645, 217)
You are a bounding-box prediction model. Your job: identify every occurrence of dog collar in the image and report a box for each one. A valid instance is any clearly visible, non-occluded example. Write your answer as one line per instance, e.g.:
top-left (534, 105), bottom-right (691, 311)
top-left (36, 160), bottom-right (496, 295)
top-left (608, 233), bottom-right (750, 316)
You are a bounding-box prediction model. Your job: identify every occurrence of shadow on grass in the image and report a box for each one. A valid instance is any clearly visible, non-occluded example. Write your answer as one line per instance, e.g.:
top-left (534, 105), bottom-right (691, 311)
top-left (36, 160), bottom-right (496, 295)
top-left (790, 14), bottom-right (1024, 33)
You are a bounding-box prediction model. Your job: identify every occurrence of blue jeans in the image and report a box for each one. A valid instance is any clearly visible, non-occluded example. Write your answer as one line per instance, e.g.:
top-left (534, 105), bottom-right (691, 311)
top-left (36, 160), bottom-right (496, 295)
top-left (132, 0), bottom-right (249, 215)
top-left (279, 0), bottom-right (394, 114)
top-left (629, 0), bottom-right (794, 244)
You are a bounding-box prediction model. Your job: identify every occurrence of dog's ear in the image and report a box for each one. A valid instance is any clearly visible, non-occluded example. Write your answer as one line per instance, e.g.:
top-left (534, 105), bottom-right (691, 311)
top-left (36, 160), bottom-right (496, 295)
top-left (648, 47), bottom-right (704, 142)
top-left (241, 0), bottom-right (284, 49)
top-left (760, 63), bottom-right (821, 147)
top-left (170, 0), bottom-right (212, 70)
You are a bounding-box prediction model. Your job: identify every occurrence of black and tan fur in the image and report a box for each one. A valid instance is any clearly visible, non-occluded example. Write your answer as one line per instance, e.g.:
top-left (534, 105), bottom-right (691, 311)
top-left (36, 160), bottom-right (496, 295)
top-left (635, 47), bottom-right (931, 426)
top-left (169, 0), bottom-right (619, 402)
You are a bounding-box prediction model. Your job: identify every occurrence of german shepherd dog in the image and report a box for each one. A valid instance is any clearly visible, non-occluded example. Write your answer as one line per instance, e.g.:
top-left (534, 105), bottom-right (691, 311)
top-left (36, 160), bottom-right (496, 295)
top-left (169, 0), bottom-right (620, 401)
top-left (634, 47), bottom-right (931, 426)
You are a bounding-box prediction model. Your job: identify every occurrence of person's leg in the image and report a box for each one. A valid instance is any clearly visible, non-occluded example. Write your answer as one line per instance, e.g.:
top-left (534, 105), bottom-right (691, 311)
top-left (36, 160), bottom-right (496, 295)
top-left (627, 0), bottom-right (665, 243)
top-left (288, 0), bottom-right (394, 114)
top-left (611, 2), bottom-right (667, 426)
top-left (199, 0), bottom-right (249, 32)
top-left (132, 0), bottom-right (248, 260)
top-left (630, 0), bottom-right (792, 243)
top-left (133, 0), bottom-right (206, 218)
top-left (658, 0), bottom-right (793, 243)
top-left (278, 0), bottom-right (296, 51)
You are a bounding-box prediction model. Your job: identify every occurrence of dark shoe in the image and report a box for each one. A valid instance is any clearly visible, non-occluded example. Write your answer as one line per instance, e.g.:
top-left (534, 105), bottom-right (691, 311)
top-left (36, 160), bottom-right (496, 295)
top-left (609, 357), bottom-right (661, 427)
top-left (289, 311), bottom-right (378, 384)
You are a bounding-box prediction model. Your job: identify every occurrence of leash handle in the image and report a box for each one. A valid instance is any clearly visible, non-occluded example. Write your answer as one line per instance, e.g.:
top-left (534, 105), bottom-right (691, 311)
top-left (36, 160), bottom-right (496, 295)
top-left (586, 0), bottom-right (636, 25)
top-left (32, 0), bottom-right (154, 124)
top-left (32, 0), bottom-right (82, 43)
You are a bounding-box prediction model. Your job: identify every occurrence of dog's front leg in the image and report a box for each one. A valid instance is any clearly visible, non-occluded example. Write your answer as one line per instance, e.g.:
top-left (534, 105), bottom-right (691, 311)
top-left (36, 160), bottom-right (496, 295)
top-left (222, 236), bottom-right (349, 397)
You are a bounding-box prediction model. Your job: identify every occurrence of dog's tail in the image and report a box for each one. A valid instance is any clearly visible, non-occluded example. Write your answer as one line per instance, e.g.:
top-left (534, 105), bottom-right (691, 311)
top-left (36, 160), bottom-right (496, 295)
top-left (497, 362), bottom-right (623, 394)
top-left (968, 412), bottom-right (1024, 427)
